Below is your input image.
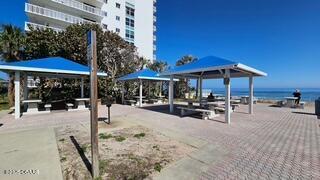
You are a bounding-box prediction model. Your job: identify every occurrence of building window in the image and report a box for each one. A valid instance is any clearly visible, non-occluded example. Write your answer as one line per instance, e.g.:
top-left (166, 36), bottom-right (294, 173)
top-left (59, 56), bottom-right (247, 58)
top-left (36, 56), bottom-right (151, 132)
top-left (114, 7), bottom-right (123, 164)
top-left (116, 3), bottom-right (121, 8)
top-left (103, 11), bottom-right (107, 17)
top-left (126, 29), bottom-right (134, 39)
top-left (126, 6), bottom-right (135, 17)
top-left (116, 28), bottom-right (120, 33)
top-left (116, 16), bottom-right (120, 21)
top-left (103, 24), bottom-right (108, 30)
top-left (125, 18), bottom-right (134, 28)
top-left (104, 0), bottom-right (108, 3)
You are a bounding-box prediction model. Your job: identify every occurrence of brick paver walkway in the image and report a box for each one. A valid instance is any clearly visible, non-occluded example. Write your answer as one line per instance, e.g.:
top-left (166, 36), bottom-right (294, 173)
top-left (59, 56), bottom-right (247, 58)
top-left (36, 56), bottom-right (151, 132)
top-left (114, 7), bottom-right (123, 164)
top-left (0, 103), bottom-right (319, 179)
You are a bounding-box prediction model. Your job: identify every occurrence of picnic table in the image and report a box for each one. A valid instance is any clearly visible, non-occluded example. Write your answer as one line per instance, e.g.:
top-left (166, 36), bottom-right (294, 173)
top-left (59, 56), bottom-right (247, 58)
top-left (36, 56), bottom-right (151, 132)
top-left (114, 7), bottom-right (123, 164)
top-left (75, 98), bottom-right (89, 110)
top-left (22, 99), bottom-right (41, 113)
top-left (284, 97), bottom-right (298, 107)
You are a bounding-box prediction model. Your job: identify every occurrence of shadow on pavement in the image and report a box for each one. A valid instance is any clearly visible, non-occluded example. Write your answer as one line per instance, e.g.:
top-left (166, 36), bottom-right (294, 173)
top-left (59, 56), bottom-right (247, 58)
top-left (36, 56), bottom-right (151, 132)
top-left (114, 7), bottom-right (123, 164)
top-left (70, 136), bottom-right (92, 175)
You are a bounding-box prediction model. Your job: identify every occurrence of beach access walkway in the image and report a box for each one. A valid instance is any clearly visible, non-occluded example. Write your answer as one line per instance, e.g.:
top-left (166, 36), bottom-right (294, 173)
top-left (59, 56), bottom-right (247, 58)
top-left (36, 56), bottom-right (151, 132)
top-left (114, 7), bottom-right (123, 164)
top-left (0, 103), bottom-right (319, 179)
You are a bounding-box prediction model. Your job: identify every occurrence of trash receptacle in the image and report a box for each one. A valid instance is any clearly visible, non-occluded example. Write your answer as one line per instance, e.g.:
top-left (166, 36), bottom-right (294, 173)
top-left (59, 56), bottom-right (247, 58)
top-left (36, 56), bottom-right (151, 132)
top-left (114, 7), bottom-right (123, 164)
top-left (315, 98), bottom-right (320, 118)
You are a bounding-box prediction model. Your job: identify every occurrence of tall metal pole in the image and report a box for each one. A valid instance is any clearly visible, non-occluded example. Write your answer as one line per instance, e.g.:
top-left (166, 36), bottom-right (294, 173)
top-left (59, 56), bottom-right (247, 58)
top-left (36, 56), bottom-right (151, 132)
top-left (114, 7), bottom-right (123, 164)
top-left (88, 30), bottom-right (99, 178)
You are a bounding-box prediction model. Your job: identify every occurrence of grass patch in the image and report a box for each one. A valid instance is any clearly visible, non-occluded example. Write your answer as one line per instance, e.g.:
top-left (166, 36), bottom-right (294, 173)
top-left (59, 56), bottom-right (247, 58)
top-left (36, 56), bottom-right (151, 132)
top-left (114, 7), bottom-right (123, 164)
top-left (154, 162), bottom-right (162, 172)
top-left (60, 157), bottom-right (67, 162)
top-left (152, 145), bottom-right (160, 151)
top-left (99, 159), bottom-right (109, 175)
top-left (99, 133), bottom-right (113, 140)
top-left (81, 144), bottom-right (90, 153)
top-left (134, 133), bottom-right (146, 139)
top-left (114, 136), bottom-right (126, 142)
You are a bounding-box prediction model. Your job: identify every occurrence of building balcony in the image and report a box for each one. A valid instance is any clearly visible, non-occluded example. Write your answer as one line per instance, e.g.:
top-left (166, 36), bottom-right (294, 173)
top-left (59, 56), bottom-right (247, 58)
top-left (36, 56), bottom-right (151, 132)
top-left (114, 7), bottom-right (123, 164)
top-left (153, 0), bottom-right (157, 4)
top-left (25, 22), bottom-right (63, 32)
top-left (25, 3), bottom-right (94, 26)
top-left (80, 0), bottom-right (104, 7)
top-left (153, 45), bottom-right (157, 51)
top-left (153, 35), bottom-right (156, 41)
top-left (153, 25), bottom-right (157, 32)
top-left (28, 0), bottom-right (103, 21)
top-left (153, 15), bottom-right (156, 22)
top-left (153, 6), bottom-right (156, 13)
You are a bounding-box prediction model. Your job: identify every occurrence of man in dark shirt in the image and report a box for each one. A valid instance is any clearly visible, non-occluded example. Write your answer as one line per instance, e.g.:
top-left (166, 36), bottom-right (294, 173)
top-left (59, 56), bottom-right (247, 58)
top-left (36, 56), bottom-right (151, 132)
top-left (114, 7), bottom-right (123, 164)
top-left (293, 89), bottom-right (301, 105)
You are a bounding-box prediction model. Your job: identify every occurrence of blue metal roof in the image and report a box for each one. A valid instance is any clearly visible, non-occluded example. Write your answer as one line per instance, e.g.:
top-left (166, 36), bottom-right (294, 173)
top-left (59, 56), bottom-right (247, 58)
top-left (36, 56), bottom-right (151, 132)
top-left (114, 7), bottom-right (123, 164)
top-left (0, 57), bottom-right (107, 76)
top-left (161, 56), bottom-right (267, 78)
top-left (118, 69), bottom-right (174, 81)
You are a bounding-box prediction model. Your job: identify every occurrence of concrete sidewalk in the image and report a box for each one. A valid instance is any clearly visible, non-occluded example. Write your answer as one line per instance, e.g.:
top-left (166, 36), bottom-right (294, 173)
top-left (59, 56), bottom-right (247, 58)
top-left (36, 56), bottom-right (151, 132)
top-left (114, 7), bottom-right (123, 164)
top-left (0, 128), bottom-right (63, 180)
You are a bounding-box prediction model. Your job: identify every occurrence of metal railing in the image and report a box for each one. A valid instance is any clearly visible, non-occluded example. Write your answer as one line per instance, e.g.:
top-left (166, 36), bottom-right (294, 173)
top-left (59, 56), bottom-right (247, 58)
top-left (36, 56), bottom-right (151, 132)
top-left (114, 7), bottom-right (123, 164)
top-left (25, 3), bottom-right (94, 25)
top-left (51, 0), bottom-right (102, 16)
top-left (25, 22), bottom-right (63, 32)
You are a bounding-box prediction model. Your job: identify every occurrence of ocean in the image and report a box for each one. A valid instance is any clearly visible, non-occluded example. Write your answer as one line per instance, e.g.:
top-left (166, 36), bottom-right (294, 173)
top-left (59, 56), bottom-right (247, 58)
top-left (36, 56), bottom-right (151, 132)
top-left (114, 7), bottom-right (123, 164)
top-left (205, 88), bottom-right (320, 102)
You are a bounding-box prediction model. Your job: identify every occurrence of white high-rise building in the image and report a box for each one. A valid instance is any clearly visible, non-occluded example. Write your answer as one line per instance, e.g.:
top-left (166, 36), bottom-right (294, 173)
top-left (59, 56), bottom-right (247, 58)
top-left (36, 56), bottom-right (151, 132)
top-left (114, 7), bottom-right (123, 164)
top-left (25, 0), bottom-right (157, 61)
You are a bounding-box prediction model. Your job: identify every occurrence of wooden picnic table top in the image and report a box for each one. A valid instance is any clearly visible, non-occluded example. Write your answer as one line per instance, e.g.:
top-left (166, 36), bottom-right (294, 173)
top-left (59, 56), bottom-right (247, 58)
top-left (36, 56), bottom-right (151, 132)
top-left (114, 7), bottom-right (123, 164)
top-left (75, 98), bottom-right (90, 101)
top-left (22, 99), bottom-right (42, 103)
top-left (284, 97), bottom-right (298, 100)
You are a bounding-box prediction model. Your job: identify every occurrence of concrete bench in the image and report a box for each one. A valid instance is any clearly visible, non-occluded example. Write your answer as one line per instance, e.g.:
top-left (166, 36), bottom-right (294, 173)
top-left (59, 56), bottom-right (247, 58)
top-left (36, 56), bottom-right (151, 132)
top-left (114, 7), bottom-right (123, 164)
top-left (44, 104), bottom-right (52, 111)
top-left (177, 106), bottom-right (219, 120)
top-left (66, 103), bottom-right (74, 111)
top-left (298, 102), bottom-right (306, 109)
top-left (125, 100), bottom-right (136, 106)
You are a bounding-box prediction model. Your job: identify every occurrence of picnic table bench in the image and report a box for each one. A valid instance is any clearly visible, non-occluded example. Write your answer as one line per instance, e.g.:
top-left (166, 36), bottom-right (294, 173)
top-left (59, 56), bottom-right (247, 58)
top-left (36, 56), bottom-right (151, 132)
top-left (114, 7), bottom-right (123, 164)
top-left (125, 100), bottom-right (136, 106)
top-left (177, 106), bottom-right (221, 120)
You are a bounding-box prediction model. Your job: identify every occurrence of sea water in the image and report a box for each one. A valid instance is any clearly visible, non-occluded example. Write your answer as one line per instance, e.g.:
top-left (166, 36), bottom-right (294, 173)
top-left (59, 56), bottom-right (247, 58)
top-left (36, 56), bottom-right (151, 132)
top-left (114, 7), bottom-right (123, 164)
top-left (206, 88), bottom-right (320, 102)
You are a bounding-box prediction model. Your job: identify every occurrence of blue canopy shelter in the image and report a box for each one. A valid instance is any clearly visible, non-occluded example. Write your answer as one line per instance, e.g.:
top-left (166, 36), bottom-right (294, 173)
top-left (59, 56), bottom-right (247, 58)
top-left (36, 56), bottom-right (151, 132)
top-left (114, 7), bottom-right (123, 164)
top-left (160, 56), bottom-right (267, 124)
top-left (118, 69), bottom-right (177, 107)
top-left (0, 57), bottom-right (107, 119)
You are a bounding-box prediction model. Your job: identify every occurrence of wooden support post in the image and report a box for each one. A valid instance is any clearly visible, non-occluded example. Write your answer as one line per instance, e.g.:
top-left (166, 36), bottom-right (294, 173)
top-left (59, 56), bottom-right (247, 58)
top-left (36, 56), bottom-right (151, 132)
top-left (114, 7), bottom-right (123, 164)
top-left (121, 82), bottom-right (125, 104)
top-left (14, 71), bottom-right (21, 119)
top-left (88, 30), bottom-right (99, 178)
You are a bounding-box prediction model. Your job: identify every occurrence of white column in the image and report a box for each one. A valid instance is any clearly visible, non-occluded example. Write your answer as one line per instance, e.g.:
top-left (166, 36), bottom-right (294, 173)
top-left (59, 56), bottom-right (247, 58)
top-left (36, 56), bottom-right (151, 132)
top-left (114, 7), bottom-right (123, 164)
top-left (14, 71), bottom-right (21, 119)
top-left (224, 69), bottom-right (231, 124)
top-left (199, 76), bottom-right (203, 102)
top-left (81, 77), bottom-right (84, 98)
top-left (159, 82), bottom-right (162, 97)
top-left (139, 79), bottom-right (143, 107)
top-left (169, 75), bottom-right (174, 113)
top-left (121, 82), bottom-right (125, 104)
top-left (249, 76), bottom-right (254, 114)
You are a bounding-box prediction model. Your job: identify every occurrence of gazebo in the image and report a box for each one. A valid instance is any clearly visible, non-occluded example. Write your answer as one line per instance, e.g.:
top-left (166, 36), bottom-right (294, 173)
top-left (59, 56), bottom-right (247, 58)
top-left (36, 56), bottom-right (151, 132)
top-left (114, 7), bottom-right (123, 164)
top-left (118, 69), bottom-right (177, 107)
top-left (0, 57), bottom-right (107, 119)
top-left (160, 56), bottom-right (267, 124)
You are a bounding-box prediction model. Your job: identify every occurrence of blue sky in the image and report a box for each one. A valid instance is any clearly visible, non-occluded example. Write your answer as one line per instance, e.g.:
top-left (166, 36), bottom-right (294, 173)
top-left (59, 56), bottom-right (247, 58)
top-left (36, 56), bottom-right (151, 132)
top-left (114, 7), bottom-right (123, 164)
top-left (0, 0), bottom-right (320, 88)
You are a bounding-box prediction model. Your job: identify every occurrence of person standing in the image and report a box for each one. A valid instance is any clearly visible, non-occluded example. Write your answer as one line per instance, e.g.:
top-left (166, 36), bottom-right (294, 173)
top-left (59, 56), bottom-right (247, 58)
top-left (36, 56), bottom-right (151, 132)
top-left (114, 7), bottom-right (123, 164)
top-left (293, 89), bottom-right (301, 105)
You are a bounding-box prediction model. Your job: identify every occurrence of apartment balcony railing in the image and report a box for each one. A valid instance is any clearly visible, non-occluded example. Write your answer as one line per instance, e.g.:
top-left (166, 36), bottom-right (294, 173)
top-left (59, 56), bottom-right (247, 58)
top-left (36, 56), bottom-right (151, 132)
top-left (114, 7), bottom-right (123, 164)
top-left (153, 35), bottom-right (156, 41)
top-left (25, 22), bottom-right (63, 32)
top-left (51, 0), bottom-right (102, 17)
top-left (153, 6), bottom-right (156, 13)
top-left (153, 15), bottom-right (157, 22)
top-left (25, 3), bottom-right (94, 25)
top-left (153, 25), bottom-right (157, 32)
top-left (153, 45), bottom-right (157, 51)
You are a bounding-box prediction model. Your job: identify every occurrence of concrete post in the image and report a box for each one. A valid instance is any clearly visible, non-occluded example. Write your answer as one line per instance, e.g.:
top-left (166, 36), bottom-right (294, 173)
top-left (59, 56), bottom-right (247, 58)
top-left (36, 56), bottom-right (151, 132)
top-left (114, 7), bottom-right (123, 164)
top-left (139, 79), bottom-right (143, 107)
top-left (14, 71), bottom-right (21, 119)
top-left (199, 76), bottom-right (203, 103)
top-left (224, 69), bottom-right (231, 124)
top-left (249, 76), bottom-right (254, 114)
top-left (81, 77), bottom-right (84, 98)
top-left (169, 75), bottom-right (174, 113)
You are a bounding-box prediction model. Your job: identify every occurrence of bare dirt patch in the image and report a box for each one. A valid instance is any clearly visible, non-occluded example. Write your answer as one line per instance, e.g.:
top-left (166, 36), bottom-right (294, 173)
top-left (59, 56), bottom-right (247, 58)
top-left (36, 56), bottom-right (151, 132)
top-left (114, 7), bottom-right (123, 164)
top-left (56, 124), bottom-right (195, 180)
